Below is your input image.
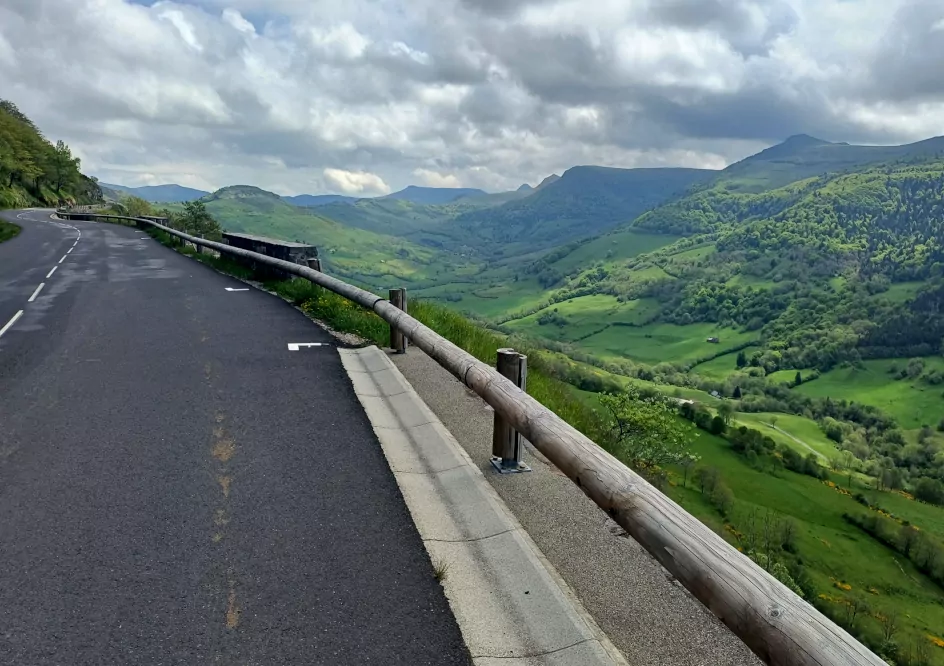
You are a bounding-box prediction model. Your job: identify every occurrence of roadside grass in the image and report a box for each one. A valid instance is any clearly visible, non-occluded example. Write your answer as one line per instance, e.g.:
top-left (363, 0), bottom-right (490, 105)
top-left (796, 358), bottom-right (944, 429)
top-left (0, 219), bottom-right (20, 243)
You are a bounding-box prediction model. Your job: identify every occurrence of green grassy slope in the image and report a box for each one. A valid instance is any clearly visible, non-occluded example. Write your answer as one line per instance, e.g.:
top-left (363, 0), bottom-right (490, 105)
top-left (172, 186), bottom-right (484, 290)
top-left (796, 358), bottom-right (944, 429)
top-left (0, 219), bottom-right (20, 243)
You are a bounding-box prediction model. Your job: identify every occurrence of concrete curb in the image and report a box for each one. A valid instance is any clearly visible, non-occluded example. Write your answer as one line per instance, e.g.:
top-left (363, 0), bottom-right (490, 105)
top-left (340, 346), bottom-right (627, 666)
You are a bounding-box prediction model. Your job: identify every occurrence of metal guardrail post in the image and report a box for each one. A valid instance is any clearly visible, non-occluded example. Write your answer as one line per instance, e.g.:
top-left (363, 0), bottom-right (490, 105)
top-left (389, 288), bottom-right (407, 353)
top-left (491, 348), bottom-right (531, 473)
top-left (307, 258), bottom-right (322, 272)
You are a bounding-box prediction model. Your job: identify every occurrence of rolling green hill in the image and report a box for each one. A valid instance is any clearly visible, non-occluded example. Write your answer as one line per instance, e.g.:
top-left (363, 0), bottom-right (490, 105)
top-left (181, 186), bottom-right (483, 289)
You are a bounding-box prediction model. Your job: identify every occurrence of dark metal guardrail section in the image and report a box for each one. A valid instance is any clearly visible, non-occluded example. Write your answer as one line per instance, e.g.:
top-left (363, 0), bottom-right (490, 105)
top-left (56, 210), bottom-right (884, 666)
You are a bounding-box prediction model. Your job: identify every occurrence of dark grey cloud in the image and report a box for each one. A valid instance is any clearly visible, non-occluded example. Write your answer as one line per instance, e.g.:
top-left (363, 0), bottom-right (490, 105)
top-left (869, 0), bottom-right (944, 102)
top-left (647, 0), bottom-right (798, 56)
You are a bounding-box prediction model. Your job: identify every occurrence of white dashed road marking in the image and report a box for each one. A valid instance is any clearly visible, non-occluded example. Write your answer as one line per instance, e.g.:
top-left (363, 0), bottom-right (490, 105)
top-left (0, 311), bottom-right (24, 339)
top-left (46, 266), bottom-right (57, 279)
top-left (225, 288), bottom-right (249, 292)
top-left (287, 343), bottom-right (329, 351)
top-left (28, 283), bottom-right (45, 303)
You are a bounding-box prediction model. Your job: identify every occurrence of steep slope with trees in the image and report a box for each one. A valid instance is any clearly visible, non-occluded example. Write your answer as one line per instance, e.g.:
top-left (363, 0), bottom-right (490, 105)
top-left (0, 100), bottom-right (100, 208)
top-left (453, 165), bottom-right (712, 248)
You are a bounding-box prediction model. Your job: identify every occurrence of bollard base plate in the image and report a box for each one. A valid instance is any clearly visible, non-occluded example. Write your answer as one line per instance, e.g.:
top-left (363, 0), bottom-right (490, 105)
top-left (490, 456), bottom-right (532, 474)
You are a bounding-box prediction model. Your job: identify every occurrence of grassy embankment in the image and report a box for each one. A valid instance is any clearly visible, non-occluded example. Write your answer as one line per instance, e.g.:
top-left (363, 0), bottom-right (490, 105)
top-left (0, 219), bottom-right (20, 243)
top-left (140, 224), bottom-right (944, 664)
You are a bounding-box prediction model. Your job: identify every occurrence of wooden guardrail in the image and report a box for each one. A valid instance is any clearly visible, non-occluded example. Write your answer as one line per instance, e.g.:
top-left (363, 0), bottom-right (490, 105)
top-left (58, 210), bottom-right (884, 666)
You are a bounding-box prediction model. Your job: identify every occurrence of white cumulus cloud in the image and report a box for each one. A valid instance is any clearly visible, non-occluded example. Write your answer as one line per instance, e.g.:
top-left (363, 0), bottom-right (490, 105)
top-left (323, 168), bottom-right (391, 195)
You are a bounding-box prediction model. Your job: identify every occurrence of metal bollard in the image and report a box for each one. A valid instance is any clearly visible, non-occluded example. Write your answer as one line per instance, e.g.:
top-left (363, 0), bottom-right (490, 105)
top-left (491, 348), bottom-right (531, 473)
top-left (388, 288), bottom-right (408, 354)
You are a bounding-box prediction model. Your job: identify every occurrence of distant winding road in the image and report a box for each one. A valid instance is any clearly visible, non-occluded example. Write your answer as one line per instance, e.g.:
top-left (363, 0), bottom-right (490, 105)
top-left (0, 209), bottom-right (469, 665)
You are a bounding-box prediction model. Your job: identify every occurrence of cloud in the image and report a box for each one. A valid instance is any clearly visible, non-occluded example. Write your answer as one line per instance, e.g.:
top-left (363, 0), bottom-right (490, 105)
top-left (413, 169), bottom-right (462, 188)
top-left (0, 0), bottom-right (942, 196)
top-left (323, 168), bottom-right (391, 195)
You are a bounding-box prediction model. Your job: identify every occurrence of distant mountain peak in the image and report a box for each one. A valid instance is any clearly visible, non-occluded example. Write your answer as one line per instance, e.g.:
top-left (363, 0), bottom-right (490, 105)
top-left (535, 174), bottom-right (560, 190)
top-left (208, 185), bottom-right (281, 200)
top-left (781, 134), bottom-right (830, 147)
top-left (517, 183), bottom-right (534, 192)
top-left (382, 185), bottom-right (487, 205)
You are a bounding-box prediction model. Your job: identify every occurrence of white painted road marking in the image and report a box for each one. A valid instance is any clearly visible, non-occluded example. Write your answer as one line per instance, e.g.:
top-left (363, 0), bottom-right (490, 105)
top-left (28, 283), bottom-right (45, 302)
top-left (67, 248), bottom-right (73, 254)
top-left (287, 343), bottom-right (329, 351)
top-left (58, 255), bottom-right (67, 264)
top-left (46, 266), bottom-right (57, 279)
top-left (0, 311), bottom-right (24, 339)
top-left (225, 288), bottom-right (249, 292)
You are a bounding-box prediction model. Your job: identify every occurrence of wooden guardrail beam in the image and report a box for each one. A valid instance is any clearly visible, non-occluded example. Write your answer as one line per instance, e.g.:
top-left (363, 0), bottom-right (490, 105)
top-left (58, 211), bottom-right (884, 666)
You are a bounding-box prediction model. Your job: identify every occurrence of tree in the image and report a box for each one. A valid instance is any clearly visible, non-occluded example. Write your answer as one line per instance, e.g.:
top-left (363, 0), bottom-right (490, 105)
top-left (695, 466), bottom-right (720, 496)
top-left (122, 196), bottom-right (153, 219)
top-left (178, 200), bottom-right (222, 241)
top-left (717, 401), bottom-right (735, 426)
top-left (680, 454), bottom-right (699, 488)
top-left (878, 610), bottom-right (899, 642)
top-left (711, 483), bottom-right (735, 517)
top-left (709, 415), bottom-right (726, 435)
top-left (735, 350), bottom-right (747, 368)
top-left (50, 140), bottom-right (79, 193)
top-left (843, 597), bottom-right (869, 631)
top-left (733, 385), bottom-right (742, 399)
top-left (899, 524), bottom-right (920, 558)
top-left (600, 389), bottom-right (692, 470)
top-left (914, 477), bottom-right (944, 505)
top-left (794, 371), bottom-right (802, 387)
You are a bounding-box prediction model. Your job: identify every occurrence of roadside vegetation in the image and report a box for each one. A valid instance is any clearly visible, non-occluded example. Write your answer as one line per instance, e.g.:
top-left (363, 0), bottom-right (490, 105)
top-left (0, 100), bottom-right (100, 209)
top-left (0, 219), bottom-right (20, 243)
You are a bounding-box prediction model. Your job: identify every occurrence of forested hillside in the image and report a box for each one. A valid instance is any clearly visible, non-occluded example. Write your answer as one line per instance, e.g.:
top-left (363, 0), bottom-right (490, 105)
top-left (452, 165), bottom-right (711, 248)
top-left (0, 100), bottom-right (100, 208)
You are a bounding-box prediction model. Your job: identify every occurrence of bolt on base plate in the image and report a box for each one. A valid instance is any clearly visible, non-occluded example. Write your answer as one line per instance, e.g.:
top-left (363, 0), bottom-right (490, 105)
top-left (490, 456), bottom-right (532, 474)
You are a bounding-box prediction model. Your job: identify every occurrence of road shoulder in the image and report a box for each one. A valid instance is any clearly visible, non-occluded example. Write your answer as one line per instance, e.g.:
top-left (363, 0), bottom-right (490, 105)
top-left (340, 346), bottom-right (624, 666)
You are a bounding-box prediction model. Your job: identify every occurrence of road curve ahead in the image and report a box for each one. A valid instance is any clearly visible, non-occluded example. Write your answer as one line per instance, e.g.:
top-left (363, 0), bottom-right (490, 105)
top-left (0, 210), bottom-right (470, 665)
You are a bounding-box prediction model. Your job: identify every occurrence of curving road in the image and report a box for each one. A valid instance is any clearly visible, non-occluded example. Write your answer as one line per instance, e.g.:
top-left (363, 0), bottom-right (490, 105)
top-left (0, 209), bottom-right (469, 665)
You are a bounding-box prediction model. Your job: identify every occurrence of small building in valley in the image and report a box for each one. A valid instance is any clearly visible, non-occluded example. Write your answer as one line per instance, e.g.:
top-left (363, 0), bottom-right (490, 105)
top-left (706, 337), bottom-right (720, 344)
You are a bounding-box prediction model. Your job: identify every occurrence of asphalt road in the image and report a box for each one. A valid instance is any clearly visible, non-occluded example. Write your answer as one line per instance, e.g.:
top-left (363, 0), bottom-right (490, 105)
top-left (0, 210), bottom-right (470, 665)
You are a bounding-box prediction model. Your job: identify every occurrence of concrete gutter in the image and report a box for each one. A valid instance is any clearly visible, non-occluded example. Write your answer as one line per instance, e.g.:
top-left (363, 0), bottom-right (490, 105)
top-left (340, 346), bottom-right (627, 666)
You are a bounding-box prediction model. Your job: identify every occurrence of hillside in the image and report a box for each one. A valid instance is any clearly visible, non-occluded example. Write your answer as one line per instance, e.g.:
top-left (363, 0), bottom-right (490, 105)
top-left (382, 185), bottom-right (486, 204)
top-left (284, 193), bottom-right (359, 207)
top-left (182, 186), bottom-right (483, 288)
top-left (101, 182), bottom-right (209, 203)
top-left (0, 100), bottom-right (100, 208)
top-left (451, 165), bottom-right (712, 249)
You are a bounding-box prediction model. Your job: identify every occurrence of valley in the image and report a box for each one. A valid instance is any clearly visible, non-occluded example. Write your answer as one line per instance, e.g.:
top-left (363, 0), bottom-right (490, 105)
top-left (112, 131), bottom-right (944, 663)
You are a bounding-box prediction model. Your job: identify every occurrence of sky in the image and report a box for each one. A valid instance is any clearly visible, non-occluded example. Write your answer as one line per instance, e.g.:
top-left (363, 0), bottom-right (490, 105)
top-left (1, 0), bottom-right (943, 196)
